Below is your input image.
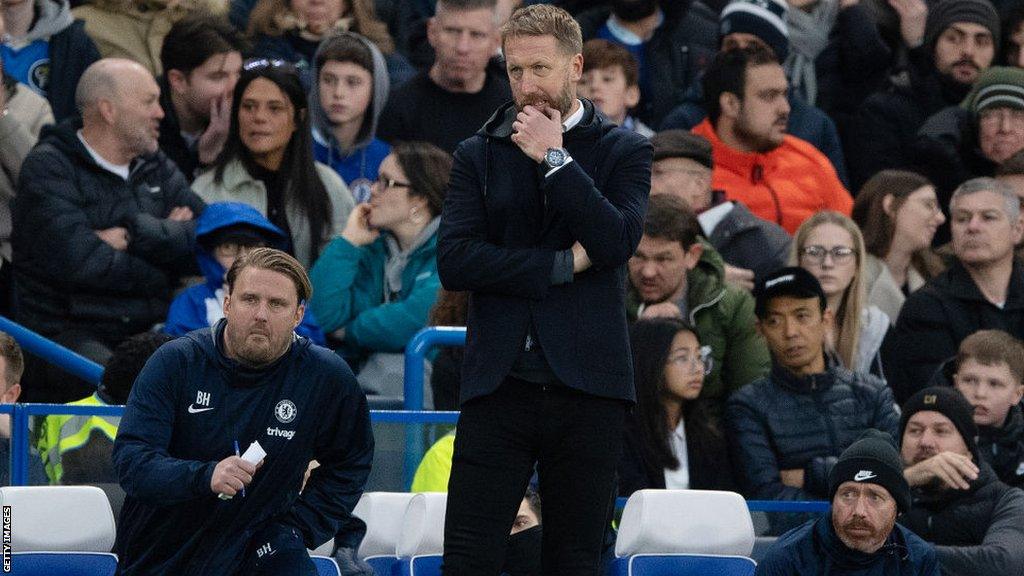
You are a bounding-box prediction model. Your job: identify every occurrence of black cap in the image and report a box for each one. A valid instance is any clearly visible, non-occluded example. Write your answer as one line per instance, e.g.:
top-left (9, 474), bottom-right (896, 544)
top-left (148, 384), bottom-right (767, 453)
top-left (829, 429), bottom-right (912, 513)
top-left (199, 224), bottom-right (271, 252)
top-left (900, 386), bottom-right (979, 458)
top-left (754, 266), bottom-right (827, 318)
top-left (650, 130), bottom-right (714, 169)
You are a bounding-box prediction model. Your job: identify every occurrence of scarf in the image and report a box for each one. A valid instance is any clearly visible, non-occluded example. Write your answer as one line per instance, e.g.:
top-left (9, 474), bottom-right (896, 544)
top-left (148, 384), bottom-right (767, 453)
top-left (383, 217), bottom-right (439, 301)
top-left (784, 0), bottom-right (840, 106)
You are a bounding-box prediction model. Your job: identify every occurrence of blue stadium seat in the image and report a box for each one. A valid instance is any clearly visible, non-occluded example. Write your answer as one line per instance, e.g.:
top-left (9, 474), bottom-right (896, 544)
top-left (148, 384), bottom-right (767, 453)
top-left (610, 553), bottom-right (756, 576)
top-left (615, 490), bottom-right (757, 574)
top-left (9, 551), bottom-right (117, 576)
top-left (366, 555), bottom-right (400, 576)
top-left (395, 554), bottom-right (442, 576)
top-left (310, 555), bottom-right (342, 576)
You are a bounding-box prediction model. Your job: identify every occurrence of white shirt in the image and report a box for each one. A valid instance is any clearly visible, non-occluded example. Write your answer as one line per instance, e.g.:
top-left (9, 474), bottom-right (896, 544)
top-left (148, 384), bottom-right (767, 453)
top-left (663, 419), bottom-right (690, 489)
top-left (77, 130), bottom-right (130, 180)
top-left (544, 99), bottom-right (585, 177)
top-left (698, 201), bottom-right (735, 237)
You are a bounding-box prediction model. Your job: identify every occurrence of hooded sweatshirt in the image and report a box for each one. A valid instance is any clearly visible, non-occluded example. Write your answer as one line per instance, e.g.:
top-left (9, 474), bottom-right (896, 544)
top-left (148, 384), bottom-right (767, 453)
top-left (310, 32), bottom-right (391, 203)
top-left (112, 319), bottom-right (373, 575)
top-left (163, 201), bottom-right (326, 344)
top-left (0, 0), bottom-right (99, 120)
top-left (1, 0), bottom-right (73, 92)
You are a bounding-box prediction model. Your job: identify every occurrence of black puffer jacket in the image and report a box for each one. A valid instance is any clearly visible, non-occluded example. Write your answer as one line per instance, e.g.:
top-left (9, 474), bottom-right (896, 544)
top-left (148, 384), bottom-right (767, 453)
top-left (575, 2), bottom-right (718, 128)
top-left (725, 359), bottom-right (900, 501)
top-left (979, 404), bottom-right (1024, 489)
top-left (887, 259), bottom-right (1024, 405)
top-left (899, 462), bottom-right (1024, 576)
top-left (13, 119), bottom-right (205, 342)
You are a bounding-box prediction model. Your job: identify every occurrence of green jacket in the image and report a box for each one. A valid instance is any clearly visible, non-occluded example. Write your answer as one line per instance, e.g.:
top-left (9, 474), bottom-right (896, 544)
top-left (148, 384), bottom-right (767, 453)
top-left (628, 242), bottom-right (770, 413)
top-left (309, 227), bottom-right (442, 355)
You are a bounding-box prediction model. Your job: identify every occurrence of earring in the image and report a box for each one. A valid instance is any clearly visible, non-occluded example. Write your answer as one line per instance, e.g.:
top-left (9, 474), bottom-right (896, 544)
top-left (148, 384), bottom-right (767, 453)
top-left (410, 206), bottom-right (425, 224)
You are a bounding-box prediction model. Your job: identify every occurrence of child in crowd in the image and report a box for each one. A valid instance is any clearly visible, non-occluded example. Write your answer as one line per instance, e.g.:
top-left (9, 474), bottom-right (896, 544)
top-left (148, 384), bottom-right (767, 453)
top-left (953, 329), bottom-right (1024, 488)
top-left (577, 38), bottom-right (652, 137)
top-left (164, 201), bottom-right (325, 344)
top-left (310, 31), bottom-right (391, 204)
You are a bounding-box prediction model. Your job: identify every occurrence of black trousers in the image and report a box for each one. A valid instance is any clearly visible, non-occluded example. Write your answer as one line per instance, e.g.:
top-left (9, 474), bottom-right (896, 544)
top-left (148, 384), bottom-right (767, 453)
top-left (442, 377), bottom-right (628, 576)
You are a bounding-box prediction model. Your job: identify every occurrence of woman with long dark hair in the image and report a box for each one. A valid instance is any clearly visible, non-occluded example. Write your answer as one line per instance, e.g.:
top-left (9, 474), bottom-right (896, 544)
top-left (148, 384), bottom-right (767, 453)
top-left (619, 318), bottom-right (736, 495)
top-left (193, 60), bottom-right (354, 268)
top-left (852, 170), bottom-right (946, 322)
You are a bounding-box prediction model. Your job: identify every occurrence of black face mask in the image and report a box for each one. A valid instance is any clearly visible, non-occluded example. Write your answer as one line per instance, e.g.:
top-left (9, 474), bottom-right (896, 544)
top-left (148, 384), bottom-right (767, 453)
top-left (502, 526), bottom-right (542, 576)
top-left (612, 0), bottom-right (660, 22)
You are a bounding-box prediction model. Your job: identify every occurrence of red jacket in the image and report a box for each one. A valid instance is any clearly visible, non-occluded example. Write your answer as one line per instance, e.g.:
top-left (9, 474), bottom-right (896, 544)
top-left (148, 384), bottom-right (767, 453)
top-left (693, 120), bottom-right (852, 234)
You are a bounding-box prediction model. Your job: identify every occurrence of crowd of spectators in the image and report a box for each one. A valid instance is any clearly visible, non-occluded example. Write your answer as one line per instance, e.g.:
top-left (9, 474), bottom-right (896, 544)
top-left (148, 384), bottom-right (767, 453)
top-left (4, 0), bottom-right (1024, 571)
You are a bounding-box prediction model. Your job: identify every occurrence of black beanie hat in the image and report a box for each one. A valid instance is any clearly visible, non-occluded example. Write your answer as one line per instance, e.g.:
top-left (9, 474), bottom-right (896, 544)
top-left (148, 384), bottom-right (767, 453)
top-left (923, 0), bottom-right (1000, 53)
top-left (899, 387), bottom-right (979, 458)
top-left (829, 429), bottom-right (911, 513)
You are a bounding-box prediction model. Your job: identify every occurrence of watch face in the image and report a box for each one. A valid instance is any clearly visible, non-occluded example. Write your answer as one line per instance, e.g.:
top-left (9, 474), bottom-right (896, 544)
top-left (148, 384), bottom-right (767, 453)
top-left (546, 148), bottom-right (566, 166)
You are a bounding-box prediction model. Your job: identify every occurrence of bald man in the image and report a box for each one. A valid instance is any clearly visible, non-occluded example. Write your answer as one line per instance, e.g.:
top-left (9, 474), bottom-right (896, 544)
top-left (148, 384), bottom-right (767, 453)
top-left (12, 58), bottom-right (206, 403)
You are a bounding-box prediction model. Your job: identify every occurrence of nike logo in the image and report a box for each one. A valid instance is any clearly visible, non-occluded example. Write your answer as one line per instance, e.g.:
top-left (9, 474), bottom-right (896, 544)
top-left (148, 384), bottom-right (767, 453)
top-left (853, 470), bottom-right (877, 482)
top-left (188, 404), bottom-right (215, 414)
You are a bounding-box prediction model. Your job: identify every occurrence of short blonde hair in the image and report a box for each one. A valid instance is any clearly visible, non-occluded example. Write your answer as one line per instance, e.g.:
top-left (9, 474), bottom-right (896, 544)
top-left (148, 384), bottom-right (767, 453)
top-left (226, 247), bottom-right (312, 303)
top-left (501, 4), bottom-right (582, 56)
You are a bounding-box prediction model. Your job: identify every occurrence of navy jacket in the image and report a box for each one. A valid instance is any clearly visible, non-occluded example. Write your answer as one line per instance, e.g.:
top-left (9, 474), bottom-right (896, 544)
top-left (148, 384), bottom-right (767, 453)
top-left (757, 515), bottom-right (939, 576)
top-left (112, 321), bottom-right (373, 575)
top-left (437, 99), bottom-right (652, 404)
top-left (726, 360), bottom-right (900, 501)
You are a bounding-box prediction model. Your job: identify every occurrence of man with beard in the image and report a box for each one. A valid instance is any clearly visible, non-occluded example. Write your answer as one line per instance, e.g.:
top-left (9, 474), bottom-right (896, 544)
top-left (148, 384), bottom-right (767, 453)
top-left (377, 0), bottom-right (511, 153)
top-left (437, 4), bottom-right (651, 574)
top-left (756, 430), bottom-right (938, 575)
top-left (12, 58), bottom-right (204, 403)
top-left (573, 0), bottom-right (717, 128)
top-left (692, 45), bottom-right (851, 234)
top-left (887, 178), bottom-right (1024, 403)
top-left (112, 247), bottom-right (374, 575)
top-left (848, 0), bottom-right (999, 191)
top-left (897, 387), bottom-right (1024, 576)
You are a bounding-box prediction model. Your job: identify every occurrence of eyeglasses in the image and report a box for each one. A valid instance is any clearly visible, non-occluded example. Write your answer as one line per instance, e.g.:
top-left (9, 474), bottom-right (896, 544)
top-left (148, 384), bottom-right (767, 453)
top-left (666, 345), bottom-right (713, 375)
top-left (375, 176), bottom-right (412, 190)
top-left (243, 58), bottom-right (298, 73)
top-left (799, 245), bottom-right (856, 265)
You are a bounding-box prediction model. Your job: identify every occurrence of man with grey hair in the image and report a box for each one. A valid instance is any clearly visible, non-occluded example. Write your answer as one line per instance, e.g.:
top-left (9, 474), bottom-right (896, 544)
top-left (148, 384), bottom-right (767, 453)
top-left (12, 58), bottom-right (205, 404)
top-left (888, 177), bottom-right (1024, 402)
top-left (377, 0), bottom-right (511, 153)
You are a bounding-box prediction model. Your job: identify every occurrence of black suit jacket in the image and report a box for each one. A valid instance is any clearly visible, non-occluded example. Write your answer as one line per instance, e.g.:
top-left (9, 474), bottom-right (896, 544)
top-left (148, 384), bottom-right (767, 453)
top-left (437, 99), bottom-right (652, 404)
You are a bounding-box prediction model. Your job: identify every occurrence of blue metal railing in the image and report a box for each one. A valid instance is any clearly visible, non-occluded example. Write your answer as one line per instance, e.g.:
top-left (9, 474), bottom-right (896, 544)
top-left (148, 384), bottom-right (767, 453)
top-left (403, 326), bottom-right (466, 410)
top-left (0, 316), bottom-right (104, 385)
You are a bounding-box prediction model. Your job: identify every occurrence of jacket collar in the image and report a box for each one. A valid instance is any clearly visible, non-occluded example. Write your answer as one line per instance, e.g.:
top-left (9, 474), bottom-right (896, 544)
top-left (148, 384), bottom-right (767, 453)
top-left (979, 403), bottom-right (1024, 448)
top-left (769, 353), bottom-right (838, 394)
top-left (944, 257), bottom-right (1024, 309)
top-left (693, 118), bottom-right (784, 177)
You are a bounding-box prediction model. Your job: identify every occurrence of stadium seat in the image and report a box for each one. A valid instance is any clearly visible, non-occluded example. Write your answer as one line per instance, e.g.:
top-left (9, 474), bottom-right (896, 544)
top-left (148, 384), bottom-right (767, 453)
top-left (396, 492), bottom-right (446, 557)
top-left (349, 492), bottom-right (418, 576)
top-left (398, 554), bottom-right (443, 576)
top-left (1, 486), bottom-right (117, 576)
top-left (310, 555), bottom-right (342, 576)
top-left (613, 489), bottom-right (757, 576)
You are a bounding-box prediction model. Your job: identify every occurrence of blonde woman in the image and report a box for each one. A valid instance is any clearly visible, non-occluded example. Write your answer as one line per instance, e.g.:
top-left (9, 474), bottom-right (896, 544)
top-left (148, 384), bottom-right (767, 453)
top-left (793, 211), bottom-right (890, 377)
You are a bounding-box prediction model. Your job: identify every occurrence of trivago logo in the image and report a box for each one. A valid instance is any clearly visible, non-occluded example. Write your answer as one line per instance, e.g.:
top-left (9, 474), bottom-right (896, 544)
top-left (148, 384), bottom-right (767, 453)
top-left (266, 427), bottom-right (296, 440)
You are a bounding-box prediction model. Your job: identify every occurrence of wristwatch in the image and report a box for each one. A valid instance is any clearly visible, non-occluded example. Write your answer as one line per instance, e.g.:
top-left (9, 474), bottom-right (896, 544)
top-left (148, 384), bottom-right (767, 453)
top-left (542, 147), bottom-right (570, 172)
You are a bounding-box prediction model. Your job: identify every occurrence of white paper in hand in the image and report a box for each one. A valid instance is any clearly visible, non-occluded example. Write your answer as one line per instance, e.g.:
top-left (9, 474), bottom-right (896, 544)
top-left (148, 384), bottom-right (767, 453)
top-left (218, 441), bottom-right (267, 500)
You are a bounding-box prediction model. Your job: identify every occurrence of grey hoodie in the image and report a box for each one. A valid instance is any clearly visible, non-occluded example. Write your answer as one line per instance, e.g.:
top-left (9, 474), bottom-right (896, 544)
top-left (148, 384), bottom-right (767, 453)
top-left (22, 0), bottom-right (74, 44)
top-left (309, 31), bottom-right (389, 156)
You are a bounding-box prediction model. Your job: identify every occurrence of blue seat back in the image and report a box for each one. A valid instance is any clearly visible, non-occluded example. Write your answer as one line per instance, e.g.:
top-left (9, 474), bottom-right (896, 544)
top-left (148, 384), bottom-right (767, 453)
top-left (10, 552), bottom-right (117, 576)
top-left (310, 555), bottom-right (341, 576)
top-left (613, 554), bottom-right (756, 576)
top-left (366, 555), bottom-right (399, 576)
top-left (394, 554), bottom-right (442, 576)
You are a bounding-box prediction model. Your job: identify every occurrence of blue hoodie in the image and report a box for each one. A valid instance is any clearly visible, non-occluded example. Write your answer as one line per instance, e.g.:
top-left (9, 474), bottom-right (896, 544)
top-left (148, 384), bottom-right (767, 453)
top-left (164, 202), bottom-right (326, 345)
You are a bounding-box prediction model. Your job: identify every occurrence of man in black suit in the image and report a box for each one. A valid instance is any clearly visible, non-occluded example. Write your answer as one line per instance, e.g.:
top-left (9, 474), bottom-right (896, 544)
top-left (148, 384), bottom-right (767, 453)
top-left (437, 4), bottom-right (652, 575)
